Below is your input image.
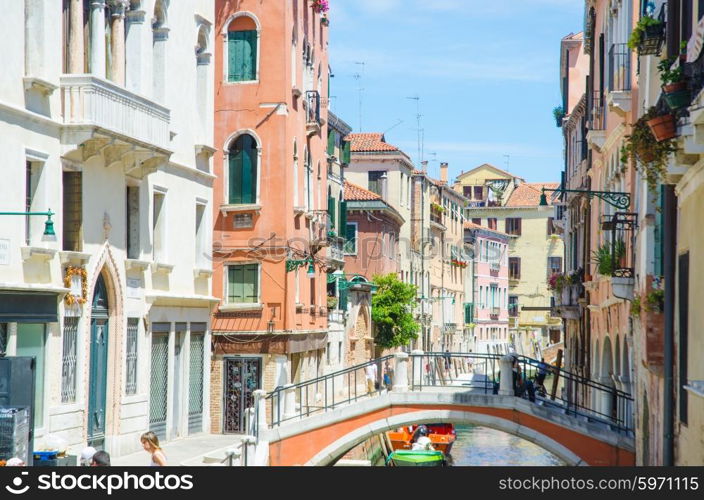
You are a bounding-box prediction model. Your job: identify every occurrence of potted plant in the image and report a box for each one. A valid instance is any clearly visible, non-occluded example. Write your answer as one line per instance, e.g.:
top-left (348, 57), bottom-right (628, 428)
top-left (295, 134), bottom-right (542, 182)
top-left (553, 106), bottom-right (565, 127)
top-left (311, 0), bottom-right (330, 14)
top-left (658, 56), bottom-right (690, 110)
top-left (621, 107), bottom-right (678, 193)
top-left (631, 294), bottom-right (642, 318)
top-left (321, 15), bottom-right (329, 26)
top-left (628, 16), bottom-right (665, 55)
top-left (591, 240), bottom-right (625, 276)
top-left (327, 295), bottom-right (338, 309)
top-left (644, 289), bottom-right (665, 313)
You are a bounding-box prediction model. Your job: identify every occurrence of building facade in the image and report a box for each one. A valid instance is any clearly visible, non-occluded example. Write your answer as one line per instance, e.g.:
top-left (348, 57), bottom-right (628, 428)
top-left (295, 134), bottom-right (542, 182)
top-left (210, 0), bottom-right (330, 434)
top-left (0, 0), bottom-right (215, 457)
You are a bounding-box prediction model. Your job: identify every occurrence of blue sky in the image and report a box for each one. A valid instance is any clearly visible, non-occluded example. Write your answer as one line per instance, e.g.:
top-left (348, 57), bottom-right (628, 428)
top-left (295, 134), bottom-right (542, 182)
top-left (328, 0), bottom-right (583, 184)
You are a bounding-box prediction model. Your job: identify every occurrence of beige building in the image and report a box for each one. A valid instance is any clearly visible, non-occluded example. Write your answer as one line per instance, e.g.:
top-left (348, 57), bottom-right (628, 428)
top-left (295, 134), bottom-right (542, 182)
top-left (455, 165), bottom-right (564, 358)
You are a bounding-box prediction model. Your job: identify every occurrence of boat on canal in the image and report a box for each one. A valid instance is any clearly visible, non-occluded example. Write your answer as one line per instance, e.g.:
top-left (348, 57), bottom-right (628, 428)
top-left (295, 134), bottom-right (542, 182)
top-left (386, 449), bottom-right (446, 467)
top-left (386, 424), bottom-right (456, 455)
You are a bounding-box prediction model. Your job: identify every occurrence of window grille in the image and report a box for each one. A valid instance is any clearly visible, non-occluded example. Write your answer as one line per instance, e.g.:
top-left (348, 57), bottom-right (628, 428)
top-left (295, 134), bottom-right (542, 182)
top-left (61, 317), bottom-right (79, 403)
top-left (126, 318), bottom-right (139, 395)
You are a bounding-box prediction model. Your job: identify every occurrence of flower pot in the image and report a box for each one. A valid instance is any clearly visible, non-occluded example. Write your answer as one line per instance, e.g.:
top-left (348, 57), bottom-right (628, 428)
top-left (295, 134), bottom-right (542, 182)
top-left (663, 84), bottom-right (691, 111)
top-left (646, 114), bottom-right (677, 141)
top-left (561, 287), bottom-right (571, 306)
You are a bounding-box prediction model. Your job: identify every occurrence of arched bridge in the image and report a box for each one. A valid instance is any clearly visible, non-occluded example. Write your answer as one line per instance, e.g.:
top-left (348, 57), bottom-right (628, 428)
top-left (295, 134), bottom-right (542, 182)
top-left (247, 352), bottom-right (635, 466)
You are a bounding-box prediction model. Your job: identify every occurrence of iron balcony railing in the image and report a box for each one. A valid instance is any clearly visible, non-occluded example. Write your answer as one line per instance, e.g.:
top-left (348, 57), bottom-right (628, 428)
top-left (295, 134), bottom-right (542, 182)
top-left (608, 43), bottom-right (631, 92)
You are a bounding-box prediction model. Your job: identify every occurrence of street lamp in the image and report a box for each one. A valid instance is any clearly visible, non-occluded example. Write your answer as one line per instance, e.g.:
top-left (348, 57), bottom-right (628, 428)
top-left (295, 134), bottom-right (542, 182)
top-left (539, 187), bottom-right (631, 210)
top-left (307, 262), bottom-right (316, 279)
top-left (0, 209), bottom-right (56, 236)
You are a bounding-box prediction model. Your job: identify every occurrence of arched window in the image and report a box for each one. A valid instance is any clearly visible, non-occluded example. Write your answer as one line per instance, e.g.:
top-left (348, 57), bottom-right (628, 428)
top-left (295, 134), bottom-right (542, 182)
top-left (228, 134), bottom-right (258, 204)
top-left (227, 15), bottom-right (258, 82)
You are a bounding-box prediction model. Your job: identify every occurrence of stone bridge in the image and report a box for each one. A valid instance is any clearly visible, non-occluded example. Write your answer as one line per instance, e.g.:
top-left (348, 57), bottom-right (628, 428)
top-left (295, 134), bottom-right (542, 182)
top-left (249, 353), bottom-right (635, 466)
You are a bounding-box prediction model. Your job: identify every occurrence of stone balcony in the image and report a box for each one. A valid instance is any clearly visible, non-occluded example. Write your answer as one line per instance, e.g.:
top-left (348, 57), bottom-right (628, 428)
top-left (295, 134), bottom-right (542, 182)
top-left (327, 237), bottom-right (345, 265)
top-left (60, 75), bottom-right (171, 177)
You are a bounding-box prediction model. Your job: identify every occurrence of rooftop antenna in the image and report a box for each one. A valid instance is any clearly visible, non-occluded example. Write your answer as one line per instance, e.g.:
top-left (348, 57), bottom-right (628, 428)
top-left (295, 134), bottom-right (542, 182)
top-left (354, 62), bottom-right (365, 131)
top-left (503, 154), bottom-right (510, 172)
top-left (383, 119), bottom-right (404, 135)
top-left (406, 95), bottom-right (422, 165)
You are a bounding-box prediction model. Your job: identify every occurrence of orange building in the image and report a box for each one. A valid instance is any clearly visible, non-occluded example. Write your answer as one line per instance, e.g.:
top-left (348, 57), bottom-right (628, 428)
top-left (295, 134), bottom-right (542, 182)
top-left (210, 0), bottom-right (332, 433)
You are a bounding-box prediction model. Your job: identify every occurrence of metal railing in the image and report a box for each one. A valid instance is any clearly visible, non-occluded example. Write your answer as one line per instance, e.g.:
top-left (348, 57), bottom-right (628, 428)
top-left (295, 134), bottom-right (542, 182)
top-left (250, 351), bottom-right (635, 442)
top-left (589, 91), bottom-right (606, 131)
top-left (608, 43), bottom-right (632, 92)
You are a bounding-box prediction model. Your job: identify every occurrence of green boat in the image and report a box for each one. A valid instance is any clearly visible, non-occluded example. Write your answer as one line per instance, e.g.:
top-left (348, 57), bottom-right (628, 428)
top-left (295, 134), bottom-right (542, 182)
top-left (386, 450), bottom-right (446, 467)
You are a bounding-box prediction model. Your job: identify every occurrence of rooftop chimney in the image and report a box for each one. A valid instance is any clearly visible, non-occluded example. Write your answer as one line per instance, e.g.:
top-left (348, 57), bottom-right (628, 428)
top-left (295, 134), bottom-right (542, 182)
top-left (440, 162), bottom-right (448, 183)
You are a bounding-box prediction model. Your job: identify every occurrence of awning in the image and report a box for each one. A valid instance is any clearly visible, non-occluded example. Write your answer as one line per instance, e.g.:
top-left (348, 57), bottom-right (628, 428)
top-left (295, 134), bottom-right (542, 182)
top-left (0, 292), bottom-right (59, 323)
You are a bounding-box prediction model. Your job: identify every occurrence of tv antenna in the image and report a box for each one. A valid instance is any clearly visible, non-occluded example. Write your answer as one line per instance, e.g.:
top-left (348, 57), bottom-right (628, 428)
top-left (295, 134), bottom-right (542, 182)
top-left (503, 154), bottom-right (510, 172)
top-left (353, 62), bottom-right (365, 131)
top-left (406, 95), bottom-right (422, 165)
top-left (383, 119), bottom-right (404, 135)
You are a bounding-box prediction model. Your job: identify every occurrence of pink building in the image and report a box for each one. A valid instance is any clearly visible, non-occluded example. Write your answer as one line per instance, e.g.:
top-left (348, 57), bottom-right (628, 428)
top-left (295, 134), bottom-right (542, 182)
top-left (464, 222), bottom-right (510, 353)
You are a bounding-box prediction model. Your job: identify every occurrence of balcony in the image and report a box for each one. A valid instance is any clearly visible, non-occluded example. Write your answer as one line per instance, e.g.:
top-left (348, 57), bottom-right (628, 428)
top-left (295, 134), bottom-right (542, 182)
top-left (60, 75), bottom-right (171, 177)
top-left (551, 284), bottom-right (582, 320)
top-left (586, 91), bottom-right (606, 151)
top-left (490, 262), bottom-right (500, 274)
top-left (490, 307), bottom-right (500, 319)
top-left (606, 43), bottom-right (632, 116)
top-left (327, 236), bottom-right (345, 265)
top-left (305, 91), bottom-right (323, 136)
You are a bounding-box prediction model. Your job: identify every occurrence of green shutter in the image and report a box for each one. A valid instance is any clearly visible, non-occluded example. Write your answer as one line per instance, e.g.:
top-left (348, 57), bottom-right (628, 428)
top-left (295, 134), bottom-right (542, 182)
top-left (328, 195), bottom-right (335, 229)
top-left (229, 152), bottom-right (242, 204)
top-left (244, 264), bottom-right (258, 303)
top-left (345, 223), bottom-right (357, 254)
top-left (228, 30), bottom-right (257, 82)
top-left (228, 266), bottom-right (244, 302)
top-left (342, 140), bottom-right (351, 165)
top-left (327, 130), bottom-right (335, 156)
top-left (339, 200), bottom-right (347, 239)
top-left (654, 186), bottom-right (664, 276)
top-left (241, 140), bottom-right (254, 204)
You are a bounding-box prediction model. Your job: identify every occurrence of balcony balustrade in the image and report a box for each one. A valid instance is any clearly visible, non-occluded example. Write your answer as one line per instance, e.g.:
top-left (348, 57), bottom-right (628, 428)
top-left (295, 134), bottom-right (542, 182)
top-left (305, 91), bottom-right (322, 135)
top-left (60, 75), bottom-right (171, 176)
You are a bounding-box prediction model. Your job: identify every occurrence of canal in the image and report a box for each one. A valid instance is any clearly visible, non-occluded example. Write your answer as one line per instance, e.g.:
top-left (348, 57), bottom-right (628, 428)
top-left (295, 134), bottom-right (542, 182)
top-left (449, 425), bottom-right (564, 466)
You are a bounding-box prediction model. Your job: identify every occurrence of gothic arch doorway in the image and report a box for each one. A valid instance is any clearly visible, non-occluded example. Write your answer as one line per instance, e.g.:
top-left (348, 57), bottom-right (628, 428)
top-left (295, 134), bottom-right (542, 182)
top-left (88, 274), bottom-right (109, 448)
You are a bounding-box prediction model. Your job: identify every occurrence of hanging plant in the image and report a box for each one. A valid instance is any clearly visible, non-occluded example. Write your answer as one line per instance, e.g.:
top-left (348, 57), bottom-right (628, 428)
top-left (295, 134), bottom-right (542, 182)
top-left (621, 107), bottom-right (677, 194)
top-left (430, 202), bottom-right (445, 213)
top-left (311, 0), bottom-right (330, 14)
top-left (553, 106), bottom-right (565, 127)
top-left (63, 266), bottom-right (88, 306)
top-left (591, 240), bottom-right (625, 276)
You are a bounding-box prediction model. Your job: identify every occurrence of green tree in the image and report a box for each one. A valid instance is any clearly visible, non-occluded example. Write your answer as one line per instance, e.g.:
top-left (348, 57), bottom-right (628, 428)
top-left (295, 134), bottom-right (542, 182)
top-left (371, 273), bottom-right (420, 348)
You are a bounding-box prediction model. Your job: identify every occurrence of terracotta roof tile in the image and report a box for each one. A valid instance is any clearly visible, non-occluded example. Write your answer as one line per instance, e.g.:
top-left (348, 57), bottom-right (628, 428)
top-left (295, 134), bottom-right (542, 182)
top-left (505, 182), bottom-right (560, 207)
top-left (344, 181), bottom-right (382, 201)
top-left (345, 133), bottom-right (399, 152)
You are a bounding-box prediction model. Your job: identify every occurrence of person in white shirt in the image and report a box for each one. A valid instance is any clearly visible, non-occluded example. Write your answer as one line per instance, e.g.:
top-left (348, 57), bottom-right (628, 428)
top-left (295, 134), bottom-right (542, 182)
top-left (365, 360), bottom-right (378, 394)
top-left (410, 425), bottom-right (435, 451)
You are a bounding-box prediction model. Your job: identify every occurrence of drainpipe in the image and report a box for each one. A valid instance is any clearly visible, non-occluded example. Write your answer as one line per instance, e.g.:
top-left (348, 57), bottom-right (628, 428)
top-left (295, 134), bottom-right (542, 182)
top-left (663, 185), bottom-right (677, 466)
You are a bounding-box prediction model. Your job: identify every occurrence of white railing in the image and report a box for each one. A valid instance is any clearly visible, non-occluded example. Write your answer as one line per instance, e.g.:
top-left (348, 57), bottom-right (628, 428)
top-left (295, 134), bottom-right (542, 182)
top-left (329, 238), bottom-right (344, 262)
top-left (60, 75), bottom-right (171, 150)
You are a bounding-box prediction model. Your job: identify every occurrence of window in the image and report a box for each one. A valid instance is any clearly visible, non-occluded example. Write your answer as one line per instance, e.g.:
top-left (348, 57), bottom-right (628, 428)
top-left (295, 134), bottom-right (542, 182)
top-left (152, 190), bottom-right (166, 262)
top-left (548, 256), bottom-right (563, 277)
top-left (344, 222), bottom-right (358, 254)
top-left (126, 186), bottom-right (140, 259)
top-left (473, 186), bottom-right (483, 200)
top-left (0, 323), bottom-right (6, 356)
top-left (227, 263), bottom-right (259, 303)
top-left (471, 218), bottom-right (481, 225)
top-left (195, 203), bottom-right (207, 267)
top-left (60, 317), bottom-right (79, 403)
top-left (25, 160), bottom-right (43, 245)
top-left (126, 318), bottom-right (139, 395)
top-left (227, 17), bottom-right (257, 82)
top-left (368, 171), bottom-right (385, 196)
top-left (463, 186), bottom-right (472, 198)
top-left (229, 134), bottom-right (258, 204)
top-left (505, 218), bottom-right (521, 236)
top-left (509, 257), bottom-right (521, 280)
top-left (63, 172), bottom-right (83, 251)
top-left (508, 296), bottom-right (519, 317)
top-left (547, 217), bottom-right (558, 236)
top-left (487, 218), bottom-right (497, 230)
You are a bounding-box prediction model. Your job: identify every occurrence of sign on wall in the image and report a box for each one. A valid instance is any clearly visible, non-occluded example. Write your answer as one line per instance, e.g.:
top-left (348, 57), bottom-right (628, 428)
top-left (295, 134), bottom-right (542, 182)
top-left (0, 239), bottom-right (9, 265)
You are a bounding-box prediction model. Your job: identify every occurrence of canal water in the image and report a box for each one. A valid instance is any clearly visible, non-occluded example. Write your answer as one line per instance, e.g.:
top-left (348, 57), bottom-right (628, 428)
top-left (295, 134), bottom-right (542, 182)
top-left (448, 425), bottom-right (565, 466)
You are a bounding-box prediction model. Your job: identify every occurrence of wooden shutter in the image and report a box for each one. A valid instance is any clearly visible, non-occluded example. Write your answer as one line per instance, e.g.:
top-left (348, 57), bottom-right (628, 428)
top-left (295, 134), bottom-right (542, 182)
top-left (339, 200), bottom-right (347, 239)
top-left (327, 130), bottom-right (335, 156)
top-left (678, 252), bottom-right (689, 424)
top-left (516, 218), bottom-right (522, 235)
top-left (342, 140), bottom-right (351, 165)
top-left (228, 30), bottom-right (257, 81)
top-left (241, 138), bottom-right (255, 204)
top-left (244, 264), bottom-right (258, 303)
top-left (345, 223), bottom-right (357, 254)
top-left (228, 266), bottom-right (244, 302)
top-left (547, 217), bottom-right (555, 236)
top-left (228, 151), bottom-right (242, 204)
top-left (327, 195), bottom-right (335, 229)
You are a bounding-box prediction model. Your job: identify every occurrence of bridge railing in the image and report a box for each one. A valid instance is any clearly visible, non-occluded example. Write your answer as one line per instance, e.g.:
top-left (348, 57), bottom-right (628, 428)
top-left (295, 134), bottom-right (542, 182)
top-left (257, 355), bottom-right (396, 434)
top-left (411, 352), bottom-right (634, 434)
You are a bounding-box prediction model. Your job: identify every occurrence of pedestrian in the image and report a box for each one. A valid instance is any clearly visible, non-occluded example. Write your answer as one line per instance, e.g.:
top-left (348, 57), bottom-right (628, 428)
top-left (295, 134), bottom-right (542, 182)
top-left (364, 359), bottom-right (378, 394)
top-left (383, 360), bottom-right (393, 390)
top-left (443, 350), bottom-right (451, 371)
top-left (79, 446), bottom-right (97, 466)
top-left (140, 431), bottom-right (167, 466)
top-left (91, 450), bottom-right (111, 466)
top-left (536, 357), bottom-right (549, 396)
top-left (6, 457), bottom-right (25, 466)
